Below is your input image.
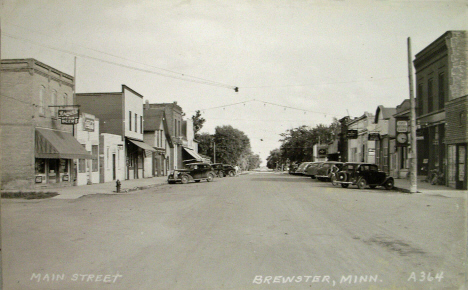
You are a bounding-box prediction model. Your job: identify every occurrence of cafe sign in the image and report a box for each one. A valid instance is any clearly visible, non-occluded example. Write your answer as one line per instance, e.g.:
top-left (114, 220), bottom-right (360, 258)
top-left (58, 109), bottom-right (79, 125)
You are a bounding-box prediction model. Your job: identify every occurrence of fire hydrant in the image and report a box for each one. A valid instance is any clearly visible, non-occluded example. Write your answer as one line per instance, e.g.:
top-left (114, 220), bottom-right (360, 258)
top-left (116, 179), bottom-right (121, 193)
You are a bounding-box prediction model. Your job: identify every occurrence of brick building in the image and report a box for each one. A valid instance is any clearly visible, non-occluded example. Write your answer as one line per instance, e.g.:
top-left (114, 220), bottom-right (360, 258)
top-left (76, 85), bottom-right (156, 180)
top-left (414, 30), bottom-right (467, 189)
top-left (146, 102), bottom-right (185, 169)
top-left (0, 59), bottom-right (92, 190)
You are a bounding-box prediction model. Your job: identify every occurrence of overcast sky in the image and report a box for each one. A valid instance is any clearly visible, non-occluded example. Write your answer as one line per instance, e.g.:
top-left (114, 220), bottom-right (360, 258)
top-left (2, 0), bottom-right (467, 163)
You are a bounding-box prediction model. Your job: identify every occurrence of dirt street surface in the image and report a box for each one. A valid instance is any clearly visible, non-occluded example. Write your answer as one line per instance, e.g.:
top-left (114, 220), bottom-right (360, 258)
top-left (2, 173), bottom-right (467, 289)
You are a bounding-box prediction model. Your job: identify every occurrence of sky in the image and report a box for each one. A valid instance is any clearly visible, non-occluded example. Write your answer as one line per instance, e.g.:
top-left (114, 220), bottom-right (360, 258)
top-left (1, 0), bottom-right (467, 163)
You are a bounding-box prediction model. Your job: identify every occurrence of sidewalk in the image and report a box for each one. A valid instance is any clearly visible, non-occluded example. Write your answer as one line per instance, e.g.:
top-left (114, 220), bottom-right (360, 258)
top-left (49, 176), bottom-right (169, 200)
top-left (394, 177), bottom-right (467, 197)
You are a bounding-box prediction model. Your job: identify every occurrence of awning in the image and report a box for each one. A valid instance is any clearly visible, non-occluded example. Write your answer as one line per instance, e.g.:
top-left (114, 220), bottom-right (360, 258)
top-left (127, 139), bottom-right (157, 154)
top-left (35, 128), bottom-right (93, 159)
top-left (182, 146), bottom-right (203, 161)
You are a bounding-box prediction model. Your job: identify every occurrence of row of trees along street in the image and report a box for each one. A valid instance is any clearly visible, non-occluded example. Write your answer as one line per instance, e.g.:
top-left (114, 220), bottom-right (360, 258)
top-left (266, 119), bottom-right (339, 169)
top-left (191, 110), bottom-right (261, 171)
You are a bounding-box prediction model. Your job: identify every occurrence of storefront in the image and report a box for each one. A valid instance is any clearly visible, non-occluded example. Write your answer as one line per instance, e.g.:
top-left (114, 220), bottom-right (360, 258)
top-left (126, 138), bottom-right (156, 180)
top-left (35, 127), bottom-right (93, 186)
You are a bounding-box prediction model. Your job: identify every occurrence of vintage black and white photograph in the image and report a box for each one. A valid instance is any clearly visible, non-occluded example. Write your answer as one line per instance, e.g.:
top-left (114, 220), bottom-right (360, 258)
top-left (0, 0), bottom-right (467, 289)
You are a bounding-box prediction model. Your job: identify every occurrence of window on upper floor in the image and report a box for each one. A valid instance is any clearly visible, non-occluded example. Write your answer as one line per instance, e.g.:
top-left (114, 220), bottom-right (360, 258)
top-left (438, 73), bottom-right (445, 110)
top-left (39, 85), bottom-right (46, 115)
top-left (140, 116), bottom-right (143, 133)
top-left (135, 113), bottom-right (137, 132)
top-left (50, 90), bottom-right (58, 118)
top-left (417, 83), bottom-right (423, 116)
top-left (129, 111), bottom-right (132, 131)
top-left (62, 93), bottom-right (68, 107)
top-left (427, 78), bottom-right (433, 113)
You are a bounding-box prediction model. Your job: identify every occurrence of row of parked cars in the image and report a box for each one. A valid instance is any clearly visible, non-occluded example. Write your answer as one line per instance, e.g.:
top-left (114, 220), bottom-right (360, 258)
top-left (168, 162), bottom-right (237, 184)
top-left (289, 161), bottom-right (395, 190)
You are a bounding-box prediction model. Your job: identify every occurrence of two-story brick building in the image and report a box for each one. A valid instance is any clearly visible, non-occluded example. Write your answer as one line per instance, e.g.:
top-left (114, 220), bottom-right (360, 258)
top-left (0, 58), bottom-right (92, 190)
top-left (76, 85), bottom-right (156, 180)
top-left (414, 30), bottom-right (467, 189)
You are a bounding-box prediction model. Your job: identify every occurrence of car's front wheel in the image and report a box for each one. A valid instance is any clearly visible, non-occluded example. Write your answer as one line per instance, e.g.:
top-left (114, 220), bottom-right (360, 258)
top-left (357, 178), bottom-right (367, 189)
top-left (181, 175), bottom-right (189, 184)
top-left (207, 173), bottom-right (214, 182)
top-left (229, 171), bottom-right (235, 177)
top-left (384, 178), bottom-right (394, 190)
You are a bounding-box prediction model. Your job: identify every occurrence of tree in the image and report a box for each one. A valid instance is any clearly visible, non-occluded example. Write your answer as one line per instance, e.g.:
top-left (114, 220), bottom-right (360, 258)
top-left (196, 132), bottom-right (213, 158)
top-left (213, 125), bottom-right (251, 166)
top-left (266, 148), bottom-right (282, 169)
top-left (278, 120), bottom-right (339, 164)
top-left (191, 110), bottom-right (206, 135)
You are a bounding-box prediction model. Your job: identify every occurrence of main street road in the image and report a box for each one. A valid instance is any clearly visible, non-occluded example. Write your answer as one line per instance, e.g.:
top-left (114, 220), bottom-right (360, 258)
top-left (2, 173), bottom-right (467, 289)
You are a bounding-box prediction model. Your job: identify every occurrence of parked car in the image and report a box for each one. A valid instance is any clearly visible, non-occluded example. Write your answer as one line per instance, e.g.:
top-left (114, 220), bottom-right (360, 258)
top-left (168, 163), bottom-right (216, 184)
top-left (304, 162), bottom-right (324, 179)
top-left (211, 163), bottom-right (225, 177)
top-left (295, 162), bottom-right (313, 175)
top-left (332, 162), bottom-right (394, 190)
top-left (223, 165), bottom-right (236, 177)
top-left (315, 161), bottom-right (344, 181)
top-left (288, 164), bottom-right (299, 175)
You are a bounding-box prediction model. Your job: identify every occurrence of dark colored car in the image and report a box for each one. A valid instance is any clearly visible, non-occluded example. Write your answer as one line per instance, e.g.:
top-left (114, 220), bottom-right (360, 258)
top-left (288, 164), bottom-right (299, 175)
top-left (315, 161), bottom-right (344, 181)
top-left (304, 162), bottom-right (324, 179)
top-left (223, 165), bottom-right (236, 177)
top-left (332, 162), bottom-right (394, 190)
top-left (168, 163), bottom-right (216, 184)
top-left (211, 163), bottom-right (226, 177)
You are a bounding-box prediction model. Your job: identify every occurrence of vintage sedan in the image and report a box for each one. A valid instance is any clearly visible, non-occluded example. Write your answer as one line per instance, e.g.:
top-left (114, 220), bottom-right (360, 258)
top-left (315, 161), bottom-right (344, 181)
top-left (211, 163), bottom-right (226, 177)
top-left (332, 162), bottom-right (394, 190)
top-left (294, 162), bottom-right (313, 175)
top-left (223, 165), bottom-right (236, 177)
top-left (304, 162), bottom-right (324, 179)
top-left (168, 163), bottom-right (216, 184)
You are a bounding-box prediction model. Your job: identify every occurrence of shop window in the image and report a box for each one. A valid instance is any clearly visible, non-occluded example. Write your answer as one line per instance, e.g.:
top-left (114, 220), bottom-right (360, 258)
top-left (79, 159), bottom-right (86, 173)
top-left (35, 159), bottom-right (46, 174)
top-left (60, 159), bottom-right (69, 173)
top-left (92, 145), bottom-right (99, 172)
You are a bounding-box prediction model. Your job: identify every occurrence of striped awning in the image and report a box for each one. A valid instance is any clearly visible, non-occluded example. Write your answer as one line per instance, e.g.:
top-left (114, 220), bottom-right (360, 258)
top-left (35, 128), bottom-right (93, 159)
top-left (182, 146), bottom-right (204, 161)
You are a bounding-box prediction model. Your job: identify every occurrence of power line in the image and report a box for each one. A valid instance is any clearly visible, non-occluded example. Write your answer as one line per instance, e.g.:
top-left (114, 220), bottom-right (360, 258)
top-left (240, 76), bottom-right (406, 89)
top-left (3, 30), bottom-right (237, 90)
top-left (188, 98), bottom-right (342, 117)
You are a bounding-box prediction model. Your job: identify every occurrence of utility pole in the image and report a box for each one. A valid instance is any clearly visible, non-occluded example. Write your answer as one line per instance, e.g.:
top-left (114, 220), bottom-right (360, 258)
top-left (407, 37), bottom-right (418, 193)
top-left (213, 142), bottom-right (216, 163)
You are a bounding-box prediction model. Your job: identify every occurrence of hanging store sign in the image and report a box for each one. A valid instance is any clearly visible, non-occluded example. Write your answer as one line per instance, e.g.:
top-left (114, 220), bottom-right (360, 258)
top-left (347, 130), bottom-right (358, 139)
top-left (83, 117), bottom-right (95, 132)
top-left (396, 120), bottom-right (409, 133)
top-left (318, 148), bottom-right (327, 157)
top-left (58, 109), bottom-right (79, 125)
